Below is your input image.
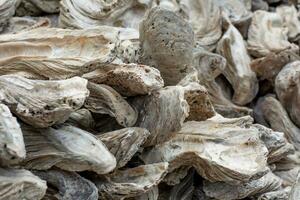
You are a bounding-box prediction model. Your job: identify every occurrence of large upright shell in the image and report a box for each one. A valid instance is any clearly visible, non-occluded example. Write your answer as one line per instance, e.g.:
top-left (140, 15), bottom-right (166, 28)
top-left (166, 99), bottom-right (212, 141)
top-left (247, 10), bottom-right (299, 58)
top-left (139, 7), bottom-right (195, 85)
top-left (59, 0), bottom-right (154, 29)
top-left (142, 115), bottom-right (269, 184)
top-left (0, 0), bottom-right (19, 32)
top-left (16, 0), bottom-right (60, 16)
top-left (217, 24), bottom-right (258, 105)
top-left (275, 61), bottom-right (300, 127)
top-left (21, 125), bottom-right (116, 174)
top-left (132, 86), bottom-right (189, 146)
top-left (0, 104), bottom-right (25, 165)
top-left (0, 75), bottom-right (89, 128)
top-left (0, 27), bottom-right (132, 79)
top-left (0, 168), bottom-right (47, 200)
top-left (178, 0), bottom-right (222, 51)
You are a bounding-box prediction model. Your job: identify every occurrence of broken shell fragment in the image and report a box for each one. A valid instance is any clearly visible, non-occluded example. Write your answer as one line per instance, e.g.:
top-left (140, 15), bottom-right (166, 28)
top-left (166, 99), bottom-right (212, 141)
top-left (141, 116), bottom-right (269, 184)
top-left (139, 7), bottom-right (195, 85)
top-left (132, 86), bottom-right (189, 146)
top-left (217, 24), bottom-right (258, 105)
top-left (94, 163), bottom-right (168, 200)
top-left (275, 61), bottom-right (300, 127)
top-left (0, 103), bottom-right (25, 165)
top-left (97, 127), bottom-right (150, 168)
top-left (33, 168), bottom-right (98, 200)
top-left (0, 168), bottom-right (47, 200)
top-left (247, 10), bottom-right (299, 58)
top-left (85, 82), bottom-right (137, 127)
top-left (21, 124), bottom-right (116, 174)
top-left (0, 75), bottom-right (89, 128)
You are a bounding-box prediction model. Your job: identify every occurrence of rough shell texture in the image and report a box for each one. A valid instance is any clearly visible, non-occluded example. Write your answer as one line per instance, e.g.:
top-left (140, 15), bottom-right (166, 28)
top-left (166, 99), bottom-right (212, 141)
top-left (0, 103), bottom-right (25, 165)
top-left (247, 10), bottom-right (299, 58)
top-left (16, 0), bottom-right (60, 16)
top-left (142, 115), bottom-right (269, 184)
top-left (139, 7), bottom-right (195, 85)
top-left (0, 168), bottom-right (47, 200)
top-left (94, 163), bottom-right (169, 200)
top-left (0, 75), bottom-right (89, 128)
top-left (97, 127), bottom-right (150, 168)
top-left (289, 173), bottom-right (300, 200)
top-left (21, 124), bottom-right (116, 174)
top-left (217, 24), bottom-right (258, 105)
top-left (85, 82), bottom-right (137, 127)
top-left (203, 172), bottom-right (282, 200)
top-left (33, 168), bottom-right (98, 200)
top-left (275, 61), bottom-right (300, 127)
top-left (83, 63), bottom-right (164, 96)
top-left (0, 0), bottom-right (19, 32)
top-left (132, 86), bottom-right (189, 146)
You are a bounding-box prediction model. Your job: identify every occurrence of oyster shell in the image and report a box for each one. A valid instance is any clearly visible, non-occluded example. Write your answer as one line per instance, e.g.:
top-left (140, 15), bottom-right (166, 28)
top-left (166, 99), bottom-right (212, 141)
top-left (67, 109), bottom-right (96, 131)
top-left (289, 172), bottom-right (300, 200)
top-left (0, 168), bottom-right (47, 200)
top-left (0, 103), bottom-right (25, 165)
top-left (2, 17), bottom-right (50, 34)
top-left (0, 75), bottom-right (89, 128)
top-left (97, 127), bottom-right (150, 168)
top-left (141, 115), bottom-right (269, 184)
top-left (217, 23), bottom-right (258, 105)
top-left (16, 0), bottom-right (60, 16)
top-left (94, 163), bottom-right (168, 200)
top-left (275, 61), bottom-right (300, 127)
top-left (0, 0), bottom-right (19, 33)
top-left (132, 86), bottom-right (189, 146)
top-left (139, 7), bottom-right (195, 85)
top-left (85, 82), bottom-right (137, 127)
top-left (247, 10), bottom-right (299, 58)
top-left (33, 168), bottom-right (98, 200)
top-left (21, 124), bottom-right (116, 174)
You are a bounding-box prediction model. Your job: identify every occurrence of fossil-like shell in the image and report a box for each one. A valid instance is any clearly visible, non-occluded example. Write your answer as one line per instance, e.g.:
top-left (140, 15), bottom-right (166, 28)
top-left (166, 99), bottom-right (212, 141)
top-left (275, 61), bottom-right (300, 127)
top-left (0, 27), bottom-right (134, 79)
top-left (83, 63), bottom-right (164, 96)
top-left (142, 115), bottom-right (269, 184)
top-left (254, 95), bottom-right (300, 151)
top-left (97, 127), bottom-right (150, 168)
top-left (178, 0), bottom-right (222, 51)
top-left (0, 104), bottom-right (25, 165)
top-left (0, 75), bottom-right (89, 128)
top-left (132, 86), bottom-right (189, 146)
top-left (217, 24), bottom-right (258, 105)
top-left (21, 124), bottom-right (116, 174)
top-left (85, 82), bottom-right (137, 127)
top-left (276, 5), bottom-right (300, 41)
top-left (139, 7), bottom-right (195, 85)
top-left (16, 0), bottom-right (60, 16)
top-left (0, 0), bottom-right (19, 32)
top-left (94, 163), bottom-right (169, 200)
top-left (203, 172), bottom-right (282, 200)
top-left (289, 173), bottom-right (300, 200)
top-left (59, 0), bottom-right (154, 30)
top-left (0, 168), bottom-right (47, 200)
top-left (33, 168), bottom-right (98, 200)
top-left (248, 10), bottom-right (299, 58)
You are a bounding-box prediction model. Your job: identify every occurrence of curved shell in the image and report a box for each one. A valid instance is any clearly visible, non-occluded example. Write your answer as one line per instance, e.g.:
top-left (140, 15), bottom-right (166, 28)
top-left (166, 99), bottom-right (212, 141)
top-left (0, 168), bottom-right (47, 200)
top-left (247, 10), bottom-right (299, 58)
top-left (0, 75), bottom-right (89, 128)
top-left (275, 61), bottom-right (300, 127)
top-left (0, 104), bottom-right (25, 165)
top-left (217, 24), bottom-right (258, 105)
top-left (21, 124), bottom-right (116, 174)
top-left (139, 7), bottom-right (195, 85)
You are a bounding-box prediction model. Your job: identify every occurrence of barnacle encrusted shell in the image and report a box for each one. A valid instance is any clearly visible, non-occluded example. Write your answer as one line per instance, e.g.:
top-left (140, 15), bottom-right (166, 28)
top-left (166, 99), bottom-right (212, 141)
top-left (217, 24), bottom-right (258, 105)
top-left (275, 61), bottom-right (300, 127)
top-left (0, 0), bottom-right (19, 32)
top-left (142, 115), bottom-right (269, 184)
top-left (0, 75), bottom-right (89, 128)
top-left (139, 7), bottom-right (195, 85)
top-left (0, 168), bottom-right (47, 200)
top-left (0, 103), bottom-right (25, 165)
top-left (247, 10), bottom-right (299, 58)
top-left (94, 163), bottom-right (169, 200)
top-left (21, 124), bottom-right (116, 174)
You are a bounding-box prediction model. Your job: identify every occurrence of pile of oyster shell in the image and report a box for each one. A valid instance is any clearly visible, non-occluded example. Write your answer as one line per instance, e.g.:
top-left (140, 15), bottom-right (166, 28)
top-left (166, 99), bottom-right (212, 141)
top-left (0, 0), bottom-right (300, 199)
